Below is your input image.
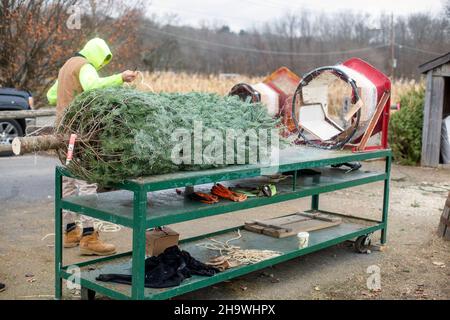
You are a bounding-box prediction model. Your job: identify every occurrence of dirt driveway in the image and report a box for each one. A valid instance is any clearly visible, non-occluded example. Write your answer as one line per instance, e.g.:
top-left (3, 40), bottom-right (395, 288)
top-left (0, 155), bottom-right (449, 300)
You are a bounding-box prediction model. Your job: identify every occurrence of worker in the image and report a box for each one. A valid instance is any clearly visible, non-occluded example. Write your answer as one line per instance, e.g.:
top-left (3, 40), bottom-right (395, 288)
top-left (47, 38), bottom-right (137, 256)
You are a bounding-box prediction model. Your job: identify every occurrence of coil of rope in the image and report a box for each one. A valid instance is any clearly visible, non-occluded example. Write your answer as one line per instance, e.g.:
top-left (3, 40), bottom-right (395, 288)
top-left (197, 230), bottom-right (281, 265)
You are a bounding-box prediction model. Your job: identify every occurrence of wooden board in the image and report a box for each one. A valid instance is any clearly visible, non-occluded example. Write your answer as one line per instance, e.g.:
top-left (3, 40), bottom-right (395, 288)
top-left (421, 74), bottom-right (445, 167)
top-left (356, 91), bottom-right (390, 152)
top-left (249, 214), bottom-right (309, 227)
top-left (344, 99), bottom-right (364, 122)
top-left (262, 219), bottom-right (342, 238)
top-left (297, 211), bottom-right (342, 223)
top-left (438, 192), bottom-right (450, 240)
top-left (26, 125), bottom-right (54, 136)
top-left (298, 104), bottom-right (343, 141)
top-left (245, 211), bottom-right (342, 238)
top-left (437, 206), bottom-right (449, 237)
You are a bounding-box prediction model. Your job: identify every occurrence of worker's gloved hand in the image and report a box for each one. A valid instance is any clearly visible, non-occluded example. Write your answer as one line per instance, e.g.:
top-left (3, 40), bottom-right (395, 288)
top-left (122, 70), bottom-right (138, 83)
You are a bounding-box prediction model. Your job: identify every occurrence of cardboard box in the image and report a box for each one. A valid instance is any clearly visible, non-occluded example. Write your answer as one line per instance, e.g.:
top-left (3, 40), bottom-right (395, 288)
top-left (146, 227), bottom-right (180, 257)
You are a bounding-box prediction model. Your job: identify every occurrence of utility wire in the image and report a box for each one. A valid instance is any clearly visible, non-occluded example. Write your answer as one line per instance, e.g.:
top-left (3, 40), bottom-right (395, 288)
top-left (395, 44), bottom-right (444, 56)
top-left (149, 3), bottom-right (268, 25)
top-left (143, 27), bottom-right (446, 57)
top-left (145, 27), bottom-right (389, 56)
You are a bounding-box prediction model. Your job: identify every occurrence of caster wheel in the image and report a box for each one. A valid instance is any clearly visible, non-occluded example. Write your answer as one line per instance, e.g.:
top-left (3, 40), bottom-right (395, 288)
top-left (81, 287), bottom-right (96, 300)
top-left (354, 235), bottom-right (372, 253)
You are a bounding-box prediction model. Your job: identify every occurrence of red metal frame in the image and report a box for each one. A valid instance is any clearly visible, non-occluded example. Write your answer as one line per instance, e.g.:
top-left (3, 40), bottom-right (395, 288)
top-left (342, 58), bottom-right (391, 152)
top-left (263, 67), bottom-right (301, 115)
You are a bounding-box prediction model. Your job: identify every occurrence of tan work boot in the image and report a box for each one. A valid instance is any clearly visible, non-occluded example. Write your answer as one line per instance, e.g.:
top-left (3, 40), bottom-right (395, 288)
top-left (64, 226), bottom-right (82, 248)
top-left (79, 231), bottom-right (116, 256)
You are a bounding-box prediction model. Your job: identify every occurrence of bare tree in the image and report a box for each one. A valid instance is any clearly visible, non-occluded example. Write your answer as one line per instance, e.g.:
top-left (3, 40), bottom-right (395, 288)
top-left (0, 0), bottom-right (144, 104)
top-left (139, 7), bottom-right (449, 79)
top-left (0, 0), bottom-right (80, 90)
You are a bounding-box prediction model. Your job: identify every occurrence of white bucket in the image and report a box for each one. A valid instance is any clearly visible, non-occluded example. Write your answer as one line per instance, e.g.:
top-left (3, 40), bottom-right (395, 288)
top-left (252, 83), bottom-right (279, 117)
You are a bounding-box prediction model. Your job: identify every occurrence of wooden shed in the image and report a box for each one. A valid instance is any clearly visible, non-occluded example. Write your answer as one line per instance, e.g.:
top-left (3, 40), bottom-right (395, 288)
top-left (419, 52), bottom-right (450, 167)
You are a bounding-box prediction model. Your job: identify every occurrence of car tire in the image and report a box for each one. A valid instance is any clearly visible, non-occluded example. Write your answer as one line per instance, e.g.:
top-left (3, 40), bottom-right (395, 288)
top-left (0, 119), bottom-right (23, 156)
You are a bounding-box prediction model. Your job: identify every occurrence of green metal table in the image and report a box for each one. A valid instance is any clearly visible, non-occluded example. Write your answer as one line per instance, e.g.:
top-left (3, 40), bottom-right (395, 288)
top-left (54, 146), bottom-right (391, 300)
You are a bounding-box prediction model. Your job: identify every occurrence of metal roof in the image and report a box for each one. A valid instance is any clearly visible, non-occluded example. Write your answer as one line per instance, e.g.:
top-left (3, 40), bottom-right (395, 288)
top-left (418, 52), bottom-right (450, 74)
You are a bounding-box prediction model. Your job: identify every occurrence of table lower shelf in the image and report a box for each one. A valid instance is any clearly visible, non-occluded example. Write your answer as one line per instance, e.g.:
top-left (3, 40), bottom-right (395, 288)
top-left (61, 168), bottom-right (386, 229)
top-left (61, 215), bottom-right (383, 300)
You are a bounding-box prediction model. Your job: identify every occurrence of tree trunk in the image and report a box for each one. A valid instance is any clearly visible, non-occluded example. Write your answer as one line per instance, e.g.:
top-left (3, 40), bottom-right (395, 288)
top-left (12, 135), bottom-right (63, 156)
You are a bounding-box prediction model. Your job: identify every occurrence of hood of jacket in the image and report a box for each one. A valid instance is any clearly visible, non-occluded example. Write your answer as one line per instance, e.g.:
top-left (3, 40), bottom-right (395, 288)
top-left (78, 38), bottom-right (113, 70)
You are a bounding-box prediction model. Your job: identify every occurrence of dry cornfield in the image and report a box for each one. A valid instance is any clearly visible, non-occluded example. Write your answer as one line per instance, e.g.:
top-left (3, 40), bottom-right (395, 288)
top-left (390, 78), bottom-right (425, 104)
top-left (134, 71), bottom-right (263, 96)
top-left (134, 71), bottom-right (424, 106)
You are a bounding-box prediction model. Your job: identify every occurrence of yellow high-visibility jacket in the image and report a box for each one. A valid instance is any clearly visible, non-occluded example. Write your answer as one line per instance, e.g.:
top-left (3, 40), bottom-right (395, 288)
top-left (46, 38), bottom-right (123, 106)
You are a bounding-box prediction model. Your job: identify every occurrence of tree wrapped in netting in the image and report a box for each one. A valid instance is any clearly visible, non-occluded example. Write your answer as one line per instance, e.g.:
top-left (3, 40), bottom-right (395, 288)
top-left (56, 88), bottom-right (282, 186)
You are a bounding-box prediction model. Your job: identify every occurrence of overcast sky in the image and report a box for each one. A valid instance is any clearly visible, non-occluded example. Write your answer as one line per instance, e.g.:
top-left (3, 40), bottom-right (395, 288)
top-left (146, 0), bottom-right (445, 31)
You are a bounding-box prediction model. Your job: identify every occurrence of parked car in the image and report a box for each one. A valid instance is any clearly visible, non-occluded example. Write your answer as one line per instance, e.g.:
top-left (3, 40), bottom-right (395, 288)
top-left (0, 88), bottom-right (34, 146)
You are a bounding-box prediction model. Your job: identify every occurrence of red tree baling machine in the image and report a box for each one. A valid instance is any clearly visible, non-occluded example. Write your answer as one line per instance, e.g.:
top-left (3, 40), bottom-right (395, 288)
top-left (230, 58), bottom-right (391, 152)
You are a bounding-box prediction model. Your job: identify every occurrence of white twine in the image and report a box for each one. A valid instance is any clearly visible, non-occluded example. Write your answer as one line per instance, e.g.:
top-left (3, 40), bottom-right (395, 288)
top-left (125, 71), bottom-right (155, 93)
top-left (78, 215), bottom-right (122, 233)
top-left (196, 230), bottom-right (281, 265)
